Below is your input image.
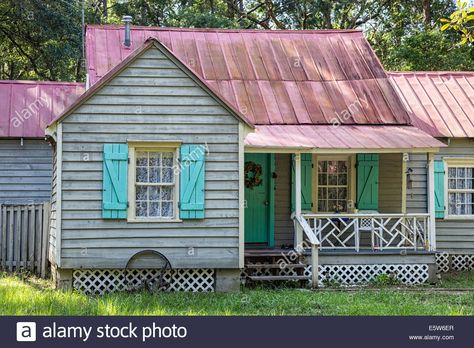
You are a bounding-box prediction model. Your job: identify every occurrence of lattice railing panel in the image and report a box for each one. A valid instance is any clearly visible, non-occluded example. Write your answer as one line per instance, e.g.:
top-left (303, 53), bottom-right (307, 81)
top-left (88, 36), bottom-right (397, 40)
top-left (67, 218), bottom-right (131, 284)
top-left (303, 264), bottom-right (429, 286)
top-left (304, 214), bottom-right (429, 251)
top-left (73, 269), bottom-right (215, 295)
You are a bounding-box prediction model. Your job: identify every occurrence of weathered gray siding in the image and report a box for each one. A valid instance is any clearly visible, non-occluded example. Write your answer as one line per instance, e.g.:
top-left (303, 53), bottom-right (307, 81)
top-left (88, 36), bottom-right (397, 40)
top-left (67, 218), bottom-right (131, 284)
top-left (274, 154), bottom-right (293, 247)
top-left (0, 139), bottom-right (52, 204)
top-left (48, 145), bottom-right (57, 265)
top-left (57, 46), bottom-right (240, 269)
top-left (406, 153), bottom-right (428, 214)
top-left (379, 153), bottom-right (403, 213)
top-left (406, 140), bottom-right (474, 253)
top-left (434, 139), bottom-right (474, 254)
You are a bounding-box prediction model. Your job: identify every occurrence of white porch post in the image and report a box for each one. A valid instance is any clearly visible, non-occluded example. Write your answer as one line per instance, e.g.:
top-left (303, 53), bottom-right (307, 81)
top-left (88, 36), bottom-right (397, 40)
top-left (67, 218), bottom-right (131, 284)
top-left (294, 153), bottom-right (303, 247)
top-left (427, 153), bottom-right (436, 251)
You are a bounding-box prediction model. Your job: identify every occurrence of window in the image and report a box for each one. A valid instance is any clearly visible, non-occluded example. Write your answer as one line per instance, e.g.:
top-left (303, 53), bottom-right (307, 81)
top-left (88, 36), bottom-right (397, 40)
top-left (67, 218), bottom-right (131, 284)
top-left (317, 159), bottom-right (348, 212)
top-left (447, 165), bottom-right (474, 216)
top-left (129, 144), bottom-right (180, 220)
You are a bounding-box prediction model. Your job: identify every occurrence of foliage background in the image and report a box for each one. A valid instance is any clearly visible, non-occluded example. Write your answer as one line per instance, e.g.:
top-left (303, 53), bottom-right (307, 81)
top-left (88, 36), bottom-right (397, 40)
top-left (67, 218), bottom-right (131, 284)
top-left (1, 0), bottom-right (473, 82)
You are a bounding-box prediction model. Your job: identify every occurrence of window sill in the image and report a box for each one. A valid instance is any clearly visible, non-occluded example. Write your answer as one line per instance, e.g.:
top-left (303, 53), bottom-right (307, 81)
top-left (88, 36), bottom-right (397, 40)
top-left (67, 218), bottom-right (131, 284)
top-left (127, 218), bottom-right (183, 223)
top-left (442, 215), bottom-right (474, 221)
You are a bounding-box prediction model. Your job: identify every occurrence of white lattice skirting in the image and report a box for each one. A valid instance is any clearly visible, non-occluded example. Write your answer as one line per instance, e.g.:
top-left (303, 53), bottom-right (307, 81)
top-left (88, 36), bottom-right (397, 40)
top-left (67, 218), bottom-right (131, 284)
top-left (243, 264), bottom-right (429, 286)
top-left (436, 252), bottom-right (474, 273)
top-left (310, 264), bottom-right (429, 286)
top-left (73, 269), bottom-right (215, 295)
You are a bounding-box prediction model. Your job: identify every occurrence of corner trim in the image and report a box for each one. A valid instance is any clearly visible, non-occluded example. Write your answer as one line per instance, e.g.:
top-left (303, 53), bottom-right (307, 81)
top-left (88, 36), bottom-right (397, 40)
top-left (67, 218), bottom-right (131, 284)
top-left (55, 123), bottom-right (63, 267)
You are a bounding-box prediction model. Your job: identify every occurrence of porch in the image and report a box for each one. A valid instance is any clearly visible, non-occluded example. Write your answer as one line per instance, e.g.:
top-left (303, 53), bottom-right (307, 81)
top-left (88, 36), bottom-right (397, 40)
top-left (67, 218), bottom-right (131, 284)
top-left (242, 125), bottom-right (444, 287)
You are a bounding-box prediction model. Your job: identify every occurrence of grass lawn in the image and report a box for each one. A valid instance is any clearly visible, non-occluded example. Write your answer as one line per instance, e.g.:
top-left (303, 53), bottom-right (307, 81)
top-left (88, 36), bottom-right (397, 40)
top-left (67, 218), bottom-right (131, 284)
top-left (1, 271), bottom-right (474, 316)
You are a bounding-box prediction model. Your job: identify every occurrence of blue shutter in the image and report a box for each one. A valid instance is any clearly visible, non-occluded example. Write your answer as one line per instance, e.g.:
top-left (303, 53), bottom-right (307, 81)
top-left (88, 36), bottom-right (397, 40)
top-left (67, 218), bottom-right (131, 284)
top-left (180, 144), bottom-right (205, 219)
top-left (356, 154), bottom-right (379, 210)
top-left (434, 160), bottom-right (445, 219)
top-left (102, 144), bottom-right (128, 219)
top-left (291, 154), bottom-right (313, 212)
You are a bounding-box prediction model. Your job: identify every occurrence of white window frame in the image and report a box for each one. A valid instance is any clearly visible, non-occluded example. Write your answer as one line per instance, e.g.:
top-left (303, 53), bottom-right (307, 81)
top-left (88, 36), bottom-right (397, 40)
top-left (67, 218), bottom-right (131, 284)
top-left (127, 141), bottom-right (181, 222)
top-left (444, 157), bottom-right (474, 220)
top-left (314, 155), bottom-right (355, 213)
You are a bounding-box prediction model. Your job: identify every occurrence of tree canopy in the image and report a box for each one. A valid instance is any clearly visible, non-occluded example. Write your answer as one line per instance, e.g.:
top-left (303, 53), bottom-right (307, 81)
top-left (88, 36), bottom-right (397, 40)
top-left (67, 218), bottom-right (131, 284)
top-left (1, 0), bottom-right (473, 82)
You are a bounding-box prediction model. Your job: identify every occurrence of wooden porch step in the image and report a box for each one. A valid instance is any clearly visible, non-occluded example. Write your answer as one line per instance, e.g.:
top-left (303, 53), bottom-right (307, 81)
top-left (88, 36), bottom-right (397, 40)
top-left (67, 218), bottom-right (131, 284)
top-left (248, 275), bottom-right (310, 281)
top-left (245, 263), bottom-right (306, 269)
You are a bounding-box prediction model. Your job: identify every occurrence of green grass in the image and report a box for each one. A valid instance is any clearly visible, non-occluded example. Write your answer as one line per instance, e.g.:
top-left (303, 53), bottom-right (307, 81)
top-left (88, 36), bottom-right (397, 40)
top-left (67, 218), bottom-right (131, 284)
top-left (436, 271), bottom-right (474, 289)
top-left (1, 272), bottom-right (474, 316)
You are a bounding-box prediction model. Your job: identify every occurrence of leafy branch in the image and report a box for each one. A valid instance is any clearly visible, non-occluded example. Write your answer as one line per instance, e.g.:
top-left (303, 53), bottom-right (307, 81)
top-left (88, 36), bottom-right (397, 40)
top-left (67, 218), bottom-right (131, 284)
top-left (440, 1), bottom-right (474, 45)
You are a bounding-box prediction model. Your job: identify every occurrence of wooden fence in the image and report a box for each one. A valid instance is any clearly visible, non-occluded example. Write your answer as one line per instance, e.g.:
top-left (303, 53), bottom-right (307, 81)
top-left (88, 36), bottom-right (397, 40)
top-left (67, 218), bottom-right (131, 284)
top-left (0, 203), bottom-right (51, 277)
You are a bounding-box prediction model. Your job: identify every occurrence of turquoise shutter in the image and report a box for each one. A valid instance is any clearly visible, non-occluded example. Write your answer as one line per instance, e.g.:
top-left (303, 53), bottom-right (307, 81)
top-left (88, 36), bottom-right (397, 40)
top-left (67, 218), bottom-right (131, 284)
top-left (434, 160), bottom-right (445, 219)
top-left (180, 144), bottom-right (205, 219)
top-left (102, 144), bottom-right (128, 219)
top-left (291, 154), bottom-right (313, 211)
top-left (356, 154), bottom-right (379, 210)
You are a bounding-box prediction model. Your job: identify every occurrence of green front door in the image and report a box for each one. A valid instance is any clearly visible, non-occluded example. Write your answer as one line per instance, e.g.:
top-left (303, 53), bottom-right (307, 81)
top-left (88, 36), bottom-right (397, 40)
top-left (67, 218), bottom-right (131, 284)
top-left (244, 153), bottom-right (272, 245)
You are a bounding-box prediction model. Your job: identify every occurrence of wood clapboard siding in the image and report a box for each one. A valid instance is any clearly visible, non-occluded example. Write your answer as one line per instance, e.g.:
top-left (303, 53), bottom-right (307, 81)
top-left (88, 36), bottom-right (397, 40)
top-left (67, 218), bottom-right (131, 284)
top-left (274, 154), bottom-right (293, 247)
top-left (0, 139), bottom-right (52, 204)
top-left (48, 145), bottom-right (57, 264)
top-left (434, 139), bottom-right (474, 254)
top-left (406, 153), bottom-right (428, 214)
top-left (406, 140), bottom-right (474, 253)
top-left (58, 46), bottom-right (240, 269)
top-left (379, 153), bottom-right (403, 213)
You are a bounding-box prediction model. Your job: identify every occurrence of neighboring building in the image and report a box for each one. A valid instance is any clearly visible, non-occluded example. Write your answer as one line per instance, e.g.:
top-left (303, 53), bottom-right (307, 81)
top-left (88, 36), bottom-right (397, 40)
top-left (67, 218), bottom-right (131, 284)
top-left (46, 26), bottom-right (449, 294)
top-left (390, 72), bottom-right (474, 272)
top-left (0, 80), bottom-right (84, 204)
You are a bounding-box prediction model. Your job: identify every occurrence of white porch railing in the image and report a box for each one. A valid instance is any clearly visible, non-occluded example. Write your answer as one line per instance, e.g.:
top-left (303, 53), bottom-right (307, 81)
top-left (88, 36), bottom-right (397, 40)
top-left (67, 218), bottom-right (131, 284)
top-left (301, 213), bottom-right (431, 252)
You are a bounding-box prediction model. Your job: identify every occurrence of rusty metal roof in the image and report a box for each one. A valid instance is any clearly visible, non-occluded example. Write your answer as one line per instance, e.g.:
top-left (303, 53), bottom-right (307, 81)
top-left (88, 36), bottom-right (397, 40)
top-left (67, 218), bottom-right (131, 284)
top-left (86, 25), bottom-right (411, 125)
top-left (244, 125), bottom-right (446, 150)
top-left (0, 80), bottom-right (85, 138)
top-left (389, 72), bottom-right (474, 138)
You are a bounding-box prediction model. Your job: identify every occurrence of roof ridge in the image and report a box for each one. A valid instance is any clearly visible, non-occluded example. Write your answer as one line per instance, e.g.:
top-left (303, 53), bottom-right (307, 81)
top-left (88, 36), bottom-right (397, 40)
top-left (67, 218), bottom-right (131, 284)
top-left (86, 24), bottom-right (363, 34)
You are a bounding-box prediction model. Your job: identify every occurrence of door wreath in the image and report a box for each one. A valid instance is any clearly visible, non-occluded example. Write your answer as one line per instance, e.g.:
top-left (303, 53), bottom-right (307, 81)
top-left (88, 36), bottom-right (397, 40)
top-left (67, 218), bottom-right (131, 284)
top-left (244, 161), bottom-right (263, 189)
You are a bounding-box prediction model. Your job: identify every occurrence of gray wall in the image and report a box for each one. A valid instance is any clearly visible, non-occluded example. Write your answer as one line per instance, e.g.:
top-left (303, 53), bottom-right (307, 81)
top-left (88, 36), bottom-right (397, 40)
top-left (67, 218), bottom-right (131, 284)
top-left (406, 153), bottom-right (428, 214)
top-left (379, 153), bottom-right (403, 213)
top-left (407, 139), bottom-right (474, 254)
top-left (0, 139), bottom-right (52, 204)
top-left (274, 154), bottom-right (293, 247)
top-left (55, 45), bottom-right (240, 269)
top-left (435, 139), bottom-right (474, 254)
top-left (48, 145), bottom-right (57, 265)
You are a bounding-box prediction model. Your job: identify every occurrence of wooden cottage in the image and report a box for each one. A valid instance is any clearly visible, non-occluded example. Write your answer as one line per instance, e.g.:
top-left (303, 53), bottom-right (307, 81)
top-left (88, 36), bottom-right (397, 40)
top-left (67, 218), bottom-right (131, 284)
top-left (46, 26), bottom-right (449, 293)
top-left (391, 72), bottom-right (474, 273)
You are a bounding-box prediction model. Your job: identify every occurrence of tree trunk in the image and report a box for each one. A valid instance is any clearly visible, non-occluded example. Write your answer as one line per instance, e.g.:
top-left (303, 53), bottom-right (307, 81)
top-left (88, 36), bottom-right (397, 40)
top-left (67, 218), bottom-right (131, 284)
top-left (422, 0), bottom-right (431, 27)
top-left (103, 0), bottom-right (108, 22)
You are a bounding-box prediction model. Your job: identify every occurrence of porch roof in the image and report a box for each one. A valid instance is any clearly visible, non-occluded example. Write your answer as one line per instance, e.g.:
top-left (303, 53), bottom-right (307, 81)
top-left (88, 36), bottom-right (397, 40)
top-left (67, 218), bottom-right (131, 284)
top-left (244, 125), bottom-right (447, 152)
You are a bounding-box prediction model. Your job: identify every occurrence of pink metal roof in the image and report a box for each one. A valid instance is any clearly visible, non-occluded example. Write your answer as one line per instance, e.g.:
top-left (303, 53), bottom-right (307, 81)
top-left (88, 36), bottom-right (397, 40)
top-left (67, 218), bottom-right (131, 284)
top-left (244, 125), bottom-right (446, 149)
top-left (389, 72), bottom-right (474, 138)
top-left (0, 80), bottom-right (85, 138)
top-left (86, 25), bottom-right (411, 126)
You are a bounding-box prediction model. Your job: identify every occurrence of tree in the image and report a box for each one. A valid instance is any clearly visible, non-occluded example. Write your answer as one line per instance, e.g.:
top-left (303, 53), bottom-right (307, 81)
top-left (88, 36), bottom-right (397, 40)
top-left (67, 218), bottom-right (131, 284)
top-left (1, 0), bottom-right (473, 81)
top-left (440, 1), bottom-right (474, 45)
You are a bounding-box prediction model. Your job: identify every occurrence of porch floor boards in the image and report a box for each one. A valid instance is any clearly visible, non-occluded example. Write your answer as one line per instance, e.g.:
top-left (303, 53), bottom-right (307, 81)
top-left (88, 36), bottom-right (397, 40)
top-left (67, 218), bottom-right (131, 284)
top-left (245, 248), bottom-right (435, 257)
